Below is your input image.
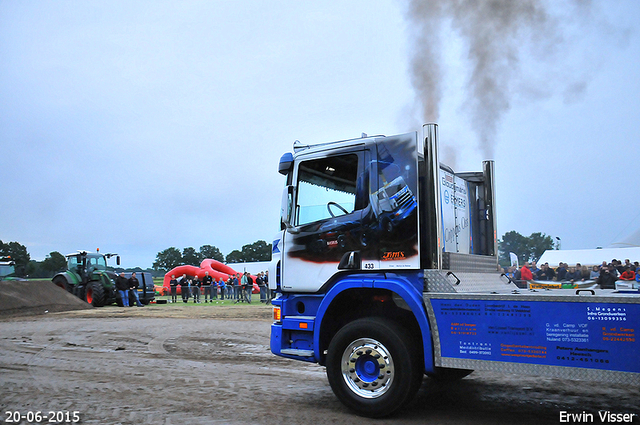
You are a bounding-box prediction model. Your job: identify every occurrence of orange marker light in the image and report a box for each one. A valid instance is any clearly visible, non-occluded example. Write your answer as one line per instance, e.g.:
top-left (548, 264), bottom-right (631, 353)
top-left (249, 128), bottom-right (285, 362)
top-left (273, 306), bottom-right (281, 322)
top-left (299, 322), bottom-right (308, 329)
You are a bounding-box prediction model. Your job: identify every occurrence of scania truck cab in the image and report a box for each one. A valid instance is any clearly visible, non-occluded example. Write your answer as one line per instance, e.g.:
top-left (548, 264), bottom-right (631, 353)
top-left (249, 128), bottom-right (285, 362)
top-left (269, 124), bottom-right (640, 417)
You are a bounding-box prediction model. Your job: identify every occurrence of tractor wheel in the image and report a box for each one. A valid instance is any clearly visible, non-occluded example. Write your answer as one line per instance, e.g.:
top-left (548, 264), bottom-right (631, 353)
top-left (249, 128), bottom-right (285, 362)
top-left (52, 276), bottom-right (72, 293)
top-left (326, 317), bottom-right (423, 418)
top-left (85, 281), bottom-right (106, 307)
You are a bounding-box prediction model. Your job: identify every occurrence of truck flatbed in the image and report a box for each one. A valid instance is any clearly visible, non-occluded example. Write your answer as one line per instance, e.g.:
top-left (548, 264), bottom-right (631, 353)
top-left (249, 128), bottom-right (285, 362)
top-left (425, 289), bottom-right (640, 385)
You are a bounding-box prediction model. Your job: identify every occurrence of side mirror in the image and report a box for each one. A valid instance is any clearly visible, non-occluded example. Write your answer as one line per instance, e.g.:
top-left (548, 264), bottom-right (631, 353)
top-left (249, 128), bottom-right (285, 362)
top-left (281, 185), bottom-right (294, 230)
top-left (116, 256), bottom-right (121, 266)
top-left (278, 152), bottom-right (294, 175)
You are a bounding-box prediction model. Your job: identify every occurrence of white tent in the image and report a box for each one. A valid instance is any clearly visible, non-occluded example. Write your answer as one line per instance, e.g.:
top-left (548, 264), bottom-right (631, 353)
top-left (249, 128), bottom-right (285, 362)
top-left (227, 261), bottom-right (270, 275)
top-left (537, 247), bottom-right (640, 268)
top-left (611, 226), bottom-right (640, 248)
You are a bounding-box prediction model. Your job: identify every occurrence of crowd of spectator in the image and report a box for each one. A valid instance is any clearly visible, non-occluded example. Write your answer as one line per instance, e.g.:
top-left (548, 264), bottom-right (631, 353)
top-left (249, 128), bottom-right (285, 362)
top-left (168, 271), bottom-right (270, 304)
top-left (504, 258), bottom-right (640, 289)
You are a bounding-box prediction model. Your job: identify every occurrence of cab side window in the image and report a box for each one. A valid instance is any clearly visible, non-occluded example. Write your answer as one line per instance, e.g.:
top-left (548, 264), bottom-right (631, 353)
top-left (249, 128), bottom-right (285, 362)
top-left (295, 154), bottom-right (364, 226)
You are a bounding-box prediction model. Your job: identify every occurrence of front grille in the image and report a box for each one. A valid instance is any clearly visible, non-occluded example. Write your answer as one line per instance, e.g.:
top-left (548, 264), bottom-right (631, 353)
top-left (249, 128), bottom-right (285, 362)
top-left (393, 186), bottom-right (414, 208)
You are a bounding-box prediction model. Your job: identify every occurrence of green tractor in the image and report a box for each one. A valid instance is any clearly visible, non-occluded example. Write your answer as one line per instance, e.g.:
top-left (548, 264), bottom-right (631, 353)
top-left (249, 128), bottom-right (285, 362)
top-left (52, 251), bottom-right (121, 307)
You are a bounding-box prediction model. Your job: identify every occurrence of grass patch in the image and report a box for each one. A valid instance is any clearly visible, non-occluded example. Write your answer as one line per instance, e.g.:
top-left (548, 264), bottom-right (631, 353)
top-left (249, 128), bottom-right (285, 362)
top-left (152, 294), bottom-right (269, 308)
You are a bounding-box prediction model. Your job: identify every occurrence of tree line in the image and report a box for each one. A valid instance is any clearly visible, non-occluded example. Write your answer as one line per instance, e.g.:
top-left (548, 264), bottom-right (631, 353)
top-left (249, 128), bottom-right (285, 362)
top-left (1, 240), bottom-right (67, 278)
top-left (152, 240), bottom-right (271, 272)
top-left (1, 240), bottom-right (160, 278)
top-left (156, 233), bottom-right (556, 271)
top-left (498, 231), bottom-right (557, 266)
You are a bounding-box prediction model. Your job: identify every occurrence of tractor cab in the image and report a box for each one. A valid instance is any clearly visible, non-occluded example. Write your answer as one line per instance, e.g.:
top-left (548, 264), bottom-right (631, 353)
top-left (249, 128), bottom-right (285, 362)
top-left (0, 260), bottom-right (16, 281)
top-left (85, 254), bottom-right (107, 275)
top-left (66, 252), bottom-right (116, 279)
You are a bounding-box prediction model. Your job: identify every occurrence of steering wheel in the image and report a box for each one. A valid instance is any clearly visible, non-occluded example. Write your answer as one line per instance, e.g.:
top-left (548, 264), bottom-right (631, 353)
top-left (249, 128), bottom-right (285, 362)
top-left (327, 201), bottom-right (348, 217)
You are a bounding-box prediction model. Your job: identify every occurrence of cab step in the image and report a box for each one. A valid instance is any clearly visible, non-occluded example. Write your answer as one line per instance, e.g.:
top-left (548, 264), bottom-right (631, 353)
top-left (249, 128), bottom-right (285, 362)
top-left (281, 348), bottom-right (314, 357)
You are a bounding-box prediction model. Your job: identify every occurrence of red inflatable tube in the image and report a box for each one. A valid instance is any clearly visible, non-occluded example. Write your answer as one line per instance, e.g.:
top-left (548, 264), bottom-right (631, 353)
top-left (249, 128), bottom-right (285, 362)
top-left (201, 259), bottom-right (239, 276)
top-left (163, 259), bottom-right (259, 294)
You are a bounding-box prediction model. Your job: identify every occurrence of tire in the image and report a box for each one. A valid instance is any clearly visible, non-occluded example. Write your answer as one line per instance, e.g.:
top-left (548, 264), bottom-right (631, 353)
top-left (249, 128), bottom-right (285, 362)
top-left (326, 317), bottom-right (423, 418)
top-left (52, 276), bottom-right (72, 293)
top-left (85, 281), bottom-right (106, 307)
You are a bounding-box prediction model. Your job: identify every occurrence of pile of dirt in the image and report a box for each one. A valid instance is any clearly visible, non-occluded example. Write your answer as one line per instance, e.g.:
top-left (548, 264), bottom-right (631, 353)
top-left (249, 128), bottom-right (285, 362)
top-left (0, 279), bottom-right (92, 318)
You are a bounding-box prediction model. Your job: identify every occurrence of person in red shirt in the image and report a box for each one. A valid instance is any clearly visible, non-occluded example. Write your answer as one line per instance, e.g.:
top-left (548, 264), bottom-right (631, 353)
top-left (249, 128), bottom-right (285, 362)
top-left (520, 262), bottom-right (534, 281)
top-left (619, 266), bottom-right (636, 281)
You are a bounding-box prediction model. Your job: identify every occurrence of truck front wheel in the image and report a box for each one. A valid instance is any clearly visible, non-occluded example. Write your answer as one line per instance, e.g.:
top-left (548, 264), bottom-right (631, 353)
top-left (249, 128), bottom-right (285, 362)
top-left (326, 317), bottom-right (423, 418)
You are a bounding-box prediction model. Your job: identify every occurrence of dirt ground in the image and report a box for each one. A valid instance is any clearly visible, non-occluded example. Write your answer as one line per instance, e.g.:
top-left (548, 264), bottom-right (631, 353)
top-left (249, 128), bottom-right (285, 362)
top-left (1, 302), bottom-right (638, 425)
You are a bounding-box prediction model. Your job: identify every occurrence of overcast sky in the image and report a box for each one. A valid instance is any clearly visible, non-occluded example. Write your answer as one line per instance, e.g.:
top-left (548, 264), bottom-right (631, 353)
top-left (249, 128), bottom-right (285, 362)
top-left (1, 1), bottom-right (639, 268)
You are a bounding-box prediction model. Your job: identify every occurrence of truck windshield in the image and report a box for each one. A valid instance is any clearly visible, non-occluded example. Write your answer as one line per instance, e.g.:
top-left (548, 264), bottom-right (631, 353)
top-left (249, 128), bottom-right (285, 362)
top-left (295, 154), bottom-right (358, 226)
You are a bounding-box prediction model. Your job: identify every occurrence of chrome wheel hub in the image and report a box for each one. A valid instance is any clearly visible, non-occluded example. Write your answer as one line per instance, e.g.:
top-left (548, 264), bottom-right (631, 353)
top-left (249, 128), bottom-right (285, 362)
top-left (340, 337), bottom-right (394, 398)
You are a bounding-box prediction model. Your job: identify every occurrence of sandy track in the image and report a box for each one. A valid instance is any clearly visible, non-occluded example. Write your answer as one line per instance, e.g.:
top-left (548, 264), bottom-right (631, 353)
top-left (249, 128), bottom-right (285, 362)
top-left (0, 305), bottom-right (638, 425)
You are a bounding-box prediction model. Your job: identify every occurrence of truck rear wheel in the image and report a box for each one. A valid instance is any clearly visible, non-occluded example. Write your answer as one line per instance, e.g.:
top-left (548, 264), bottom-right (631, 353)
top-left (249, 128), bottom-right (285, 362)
top-left (85, 281), bottom-right (106, 307)
top-left (326, 317), bottom-right (423, 418)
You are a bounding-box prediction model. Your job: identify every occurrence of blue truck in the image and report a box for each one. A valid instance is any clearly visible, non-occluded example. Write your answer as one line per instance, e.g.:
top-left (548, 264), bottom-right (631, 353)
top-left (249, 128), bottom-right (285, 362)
top-left (268, 124), bottom-right (640, 417)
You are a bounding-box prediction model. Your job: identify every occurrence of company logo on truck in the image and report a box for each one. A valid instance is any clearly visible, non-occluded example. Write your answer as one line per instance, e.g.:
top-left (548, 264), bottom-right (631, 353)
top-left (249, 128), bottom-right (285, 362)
top-left (382, 251), bottom-right (406, 261)
top-left (440, 169), bottom-right (472, 253)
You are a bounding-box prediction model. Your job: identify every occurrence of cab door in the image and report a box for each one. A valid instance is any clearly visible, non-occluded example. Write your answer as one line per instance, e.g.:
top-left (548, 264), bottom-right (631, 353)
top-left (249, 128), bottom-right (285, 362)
top-left (281, 147), bottom-right (370, 293)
